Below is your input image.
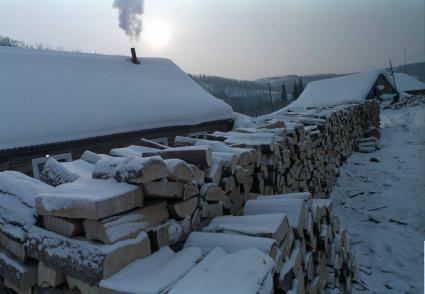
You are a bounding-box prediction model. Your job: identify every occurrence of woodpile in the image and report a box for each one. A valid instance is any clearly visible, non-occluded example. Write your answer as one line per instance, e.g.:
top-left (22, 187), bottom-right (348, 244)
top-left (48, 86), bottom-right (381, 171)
top-left (0, 100), bottom-right (378, 293)
top-left (175, 100), bottom-right (380, 198)
top-left (356, 127), bottom-right (380, 153)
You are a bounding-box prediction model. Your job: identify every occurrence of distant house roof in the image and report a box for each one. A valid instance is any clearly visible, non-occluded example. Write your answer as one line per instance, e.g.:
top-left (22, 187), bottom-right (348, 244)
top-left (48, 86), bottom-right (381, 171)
top-left (0, 47), bottom-right (233, 151)
top-left (275, 70), bottom-right (392, 112)
top-left (391, 73), bottom-right (425, 93)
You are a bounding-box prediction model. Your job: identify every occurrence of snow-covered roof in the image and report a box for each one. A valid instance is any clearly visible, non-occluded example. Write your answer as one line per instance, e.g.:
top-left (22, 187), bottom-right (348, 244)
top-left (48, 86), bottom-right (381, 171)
top-left (391, 73), bottom-right (425, 93)
top-left (0, 47), bottom-right (233, 151)
top-left (276, 70), bottom-right (390, 112)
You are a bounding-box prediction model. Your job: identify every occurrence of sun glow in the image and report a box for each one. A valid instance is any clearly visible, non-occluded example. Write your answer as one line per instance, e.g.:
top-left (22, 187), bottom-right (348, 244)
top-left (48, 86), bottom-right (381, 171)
top-left (145, 20), bottom-right (171, 49)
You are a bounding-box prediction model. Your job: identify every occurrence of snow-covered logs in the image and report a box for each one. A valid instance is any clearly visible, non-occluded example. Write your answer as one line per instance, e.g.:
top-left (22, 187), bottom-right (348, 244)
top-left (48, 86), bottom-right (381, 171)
top-left (0, 100), bottom-right (377, 293)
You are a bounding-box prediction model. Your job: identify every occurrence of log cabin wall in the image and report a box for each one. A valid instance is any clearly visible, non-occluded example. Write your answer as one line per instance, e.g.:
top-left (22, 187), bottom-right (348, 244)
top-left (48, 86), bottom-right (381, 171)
top-left (0, 119), bottom-right (233, 176)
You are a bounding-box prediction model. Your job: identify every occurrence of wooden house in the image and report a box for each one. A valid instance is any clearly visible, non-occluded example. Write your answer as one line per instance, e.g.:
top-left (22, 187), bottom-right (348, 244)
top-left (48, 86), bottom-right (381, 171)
top-left (391, 73), bottom-right (425, 95)
top-left (278, 70), bottom-right (396, 112)
top-left (0, 47), bottom-right (233, 176)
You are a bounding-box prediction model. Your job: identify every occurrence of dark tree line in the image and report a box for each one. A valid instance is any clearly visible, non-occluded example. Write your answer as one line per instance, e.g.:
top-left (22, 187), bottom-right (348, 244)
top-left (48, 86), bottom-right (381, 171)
top-left (189, 74), bottom-right (292, 116)
top-left (292, 78), bottom-right (304, 100)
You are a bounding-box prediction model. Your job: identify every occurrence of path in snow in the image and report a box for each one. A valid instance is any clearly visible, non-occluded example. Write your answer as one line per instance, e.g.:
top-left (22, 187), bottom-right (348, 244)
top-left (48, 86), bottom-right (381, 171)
top-left (331, 96), bottom-right (425, 293)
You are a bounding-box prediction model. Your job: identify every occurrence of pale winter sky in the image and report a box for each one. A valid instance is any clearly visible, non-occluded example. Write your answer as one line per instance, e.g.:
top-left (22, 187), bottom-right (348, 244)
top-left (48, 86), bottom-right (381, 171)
top-left (0, 0), bottom-right (424, 79)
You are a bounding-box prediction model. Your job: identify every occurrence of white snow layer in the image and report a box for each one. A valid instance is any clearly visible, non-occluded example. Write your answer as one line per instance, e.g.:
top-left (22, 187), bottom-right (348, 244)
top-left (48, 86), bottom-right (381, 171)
top-left (168, 247), bottom-right (274, 294)
top-left (0, 46), bottom-right (233, 151)
top-left (42, 158), bottom-right (93, 185)
top-left (390, 73), bottom-right (425, 92)
top-left (184, 231), bottom-right (276, 256)
top-left (100, 246), bottom-right (202, 294)
top-left (0, 192), bottom-right (36, 241)
top-left (275, 70), bottom-right (389, 111)
top-left (331, 96), bottom-right (425, 293)
top-left (35, 178), bottom-right (137, 211)
top-left (202, 214), bottom-right (287, 237)
top-left (0, 171), bottom-right (52, 207)
top-left (232, 112), bottom-right (254, 129)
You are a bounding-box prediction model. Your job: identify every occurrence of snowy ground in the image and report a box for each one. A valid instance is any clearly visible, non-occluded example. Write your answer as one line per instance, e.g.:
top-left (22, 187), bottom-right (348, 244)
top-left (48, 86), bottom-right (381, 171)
top-left (331, 95), bottom-right (425, 293)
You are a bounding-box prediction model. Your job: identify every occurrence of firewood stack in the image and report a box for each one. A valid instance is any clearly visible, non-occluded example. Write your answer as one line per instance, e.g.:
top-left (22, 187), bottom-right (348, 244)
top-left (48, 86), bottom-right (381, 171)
top-left (0, 100), bottom-right (378, 293)
top-left (172, 100), bottom-right (379, 199)
top-left (184, 192), bottom-right (356, 293)
top-left (0, 149), bottom-right (210, 293)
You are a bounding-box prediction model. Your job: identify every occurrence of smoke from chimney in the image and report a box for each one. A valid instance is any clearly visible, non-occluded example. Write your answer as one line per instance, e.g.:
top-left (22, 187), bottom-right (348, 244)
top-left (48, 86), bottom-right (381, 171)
top-left (113, 0), bottom-right (145, 41)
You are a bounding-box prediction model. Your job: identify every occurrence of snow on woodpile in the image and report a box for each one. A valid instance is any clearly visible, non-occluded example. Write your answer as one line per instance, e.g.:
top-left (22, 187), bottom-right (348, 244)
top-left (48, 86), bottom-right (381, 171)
top-left (277, 70), bottom-right (388, 111)
top-left (92, 155), bottom-right (167, 183)
top-left (41, 158), bottom-right (93, 186)
top-left (391, 72), bottom-right (425, 93)
top-left (168, 247), bottom-right (275, 294)
top-left (100, 246), bottom-right (202, 294)
top-left (0, 171), bottom-right (53, 207)
top-left (0, 46), bottom-right (233, 151)
top-left (35, 178), bottom-right (142, 220)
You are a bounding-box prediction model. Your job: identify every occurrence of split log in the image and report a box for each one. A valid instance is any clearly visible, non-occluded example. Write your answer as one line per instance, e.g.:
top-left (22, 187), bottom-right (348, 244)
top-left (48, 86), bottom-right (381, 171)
top-left (99, 247), bottom-right (202, 294)
top-left (212, 131), bottom-right (276, 153)
top-left (0, 230), bottom-right (27, 262)
top-left (203, 214), bottom-right (290, 244)
top-left (173, 136), bottom-right (198, 147)
top-left (137, 201), bottom-right (170, 226)
top-left (35, 178), bottom-right (143, 220)
top-left (201, 201), bottom-right (224, 218)
top-left (139, 138), bottom-right (168, 150)
top-left (42, 215), bottom-right (84, 237)
top-left (220, 176), bottom-right (236, 194)
top-left (183, 183), bottom-right (199, 200)
top-left (38, 261), bottom-right (66, 287)
top-left (228, 188), bottom-right (244, 214)
top-left (110, 145), bottom-right (160, 158)
top-left (83, 215), bottom-right (146, 245)
top-left (0, 248), bottom-right (37, 291)
top-left (188, 164), bottom-right (205, 186)
top-left (83, 201), bottom-right (169, 244)
top-left (67, 277), bottom-right (100, 294)
top-left (244, 199), bottom-right (307, 238)
top-left (142, 181), bottom-right (184, 200)
top-left (212, 152), bottom-right (238, 175)
top-left (80, 151), bottom-right (113, 164)
top-left (148, 223), bottom-right (170, 251)
top-left (92, 156), bottom-right (168, 184)
top-left (41, 158), bottom-right (93, 186)
top-left (142, 146), bottom-right (212, 169)
top-left (206, 158), bottom-right (223, 185)
top-left (4, 279), bottom-right (33, 294)
top-left (184, 231), bottom-right (282, 272)
top-left (194, 140), bottom-right (256, 167)
top-left (167, 197), bottom-right (198, 220)
top-left (200, 183), bottom-right (226, 203)
top-left (168, 247), bottom-right (274, 294)
top-left (26, 226), bottom-right (151, 285)
top-left (164, 159), bottom-right (193, 183)
top-left (257, 192), bottom-right (311, 203)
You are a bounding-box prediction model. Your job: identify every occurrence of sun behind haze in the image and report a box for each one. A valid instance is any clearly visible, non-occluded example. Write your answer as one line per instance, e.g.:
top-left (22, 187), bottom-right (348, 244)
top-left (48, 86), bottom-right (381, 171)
top-left (144, 20), bottom-right (171, 49)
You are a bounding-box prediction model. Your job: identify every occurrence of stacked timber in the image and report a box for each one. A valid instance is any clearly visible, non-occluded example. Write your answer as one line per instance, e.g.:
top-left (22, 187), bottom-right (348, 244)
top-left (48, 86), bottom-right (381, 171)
top-left (0, 148), bottom-right (208, 293)
top-left (356, 127), bottom-right (381, 153)
top-left (0, 172), bottom-right (50, 294)
top-left (245, 193), bottom-right (357, 293)
top-left (175, 137), bottom-right (258, 217)
top-left (0, 100), bottom-right (379, 293)
top-left (109, 141), bottom-right (228, 229)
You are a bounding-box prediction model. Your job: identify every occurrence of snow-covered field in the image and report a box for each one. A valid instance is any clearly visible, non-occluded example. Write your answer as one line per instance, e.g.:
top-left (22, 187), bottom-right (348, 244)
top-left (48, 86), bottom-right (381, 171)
top-left (331, 96), bottom-right (425, 293)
